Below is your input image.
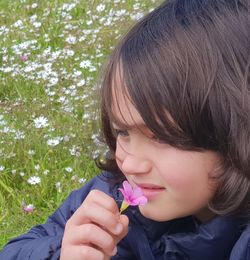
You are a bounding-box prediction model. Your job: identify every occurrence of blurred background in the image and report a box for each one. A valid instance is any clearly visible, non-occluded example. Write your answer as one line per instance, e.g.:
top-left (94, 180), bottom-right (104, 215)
top-left (0, 0), bottom-right (160, 248)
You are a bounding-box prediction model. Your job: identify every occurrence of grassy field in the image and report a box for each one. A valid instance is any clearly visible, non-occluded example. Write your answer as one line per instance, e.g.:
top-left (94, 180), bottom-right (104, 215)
top-left (0, 0), bottom-right (160, 249)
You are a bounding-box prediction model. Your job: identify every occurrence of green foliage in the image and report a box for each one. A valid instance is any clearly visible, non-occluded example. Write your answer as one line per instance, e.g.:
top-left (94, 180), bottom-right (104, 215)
top-left (0, 0), bottom-right (161, 249)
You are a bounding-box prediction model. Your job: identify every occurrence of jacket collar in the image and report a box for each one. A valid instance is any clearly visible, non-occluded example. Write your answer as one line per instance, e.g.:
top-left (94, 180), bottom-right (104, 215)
top-left (124, 207), bottom-right (241, 260)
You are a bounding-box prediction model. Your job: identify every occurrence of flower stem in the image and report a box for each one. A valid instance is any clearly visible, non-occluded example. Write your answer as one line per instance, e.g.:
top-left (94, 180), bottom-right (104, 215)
top-left (120, 201), bottom-right (129, 213)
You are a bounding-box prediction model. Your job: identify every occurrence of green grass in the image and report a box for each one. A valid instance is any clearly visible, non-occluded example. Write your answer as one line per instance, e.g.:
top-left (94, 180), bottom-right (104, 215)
top-left (0, 0), bottom-right (161, 249)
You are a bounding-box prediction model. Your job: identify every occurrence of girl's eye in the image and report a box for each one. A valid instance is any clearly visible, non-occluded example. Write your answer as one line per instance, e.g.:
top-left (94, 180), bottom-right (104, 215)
top-left (114, 129), bottom-right (129, 137)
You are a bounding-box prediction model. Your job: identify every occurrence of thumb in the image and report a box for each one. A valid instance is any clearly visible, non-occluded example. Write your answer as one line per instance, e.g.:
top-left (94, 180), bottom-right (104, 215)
top-left (117, 214), bottom-right (129, 241)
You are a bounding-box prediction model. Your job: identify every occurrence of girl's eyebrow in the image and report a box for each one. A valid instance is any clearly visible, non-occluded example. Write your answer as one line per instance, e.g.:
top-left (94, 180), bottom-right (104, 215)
top-left (110, 116), bottom-right (128, 128)
top-left (111, 119), bottom-right (147, 130)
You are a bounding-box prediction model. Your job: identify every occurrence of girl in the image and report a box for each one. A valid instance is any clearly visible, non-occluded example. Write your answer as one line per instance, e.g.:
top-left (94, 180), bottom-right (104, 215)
top-left (1, 0), bottom-right (250, 259)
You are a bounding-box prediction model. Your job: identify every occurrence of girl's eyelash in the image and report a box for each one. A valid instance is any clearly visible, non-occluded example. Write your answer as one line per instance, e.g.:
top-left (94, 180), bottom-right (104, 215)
top-left (113, 129), bottom-right (129, 137)
top-left (113, 128), bottom-right (166, 143)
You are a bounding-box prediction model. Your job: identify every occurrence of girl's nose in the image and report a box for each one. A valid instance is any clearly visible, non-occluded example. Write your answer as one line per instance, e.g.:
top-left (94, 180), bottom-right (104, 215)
top-left (120, 154), bottom-right (152, 175)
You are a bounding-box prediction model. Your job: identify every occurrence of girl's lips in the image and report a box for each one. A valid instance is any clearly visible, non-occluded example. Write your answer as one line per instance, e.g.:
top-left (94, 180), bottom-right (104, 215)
top-left (135, 183), bottom-right (166, 199)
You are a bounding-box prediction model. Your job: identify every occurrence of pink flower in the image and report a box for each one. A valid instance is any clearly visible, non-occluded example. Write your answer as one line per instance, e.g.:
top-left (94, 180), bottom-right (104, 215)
top-left (23, 204), bottom-right (35, 213)
top-left (118, 180), bottom-right (148, 213)
top-left (20, 55), bottom-right (28, 61)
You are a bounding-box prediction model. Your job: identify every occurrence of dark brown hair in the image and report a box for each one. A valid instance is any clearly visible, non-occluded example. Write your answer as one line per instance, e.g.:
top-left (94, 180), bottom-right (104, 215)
top-left (98, 0), bottom-right (250, 218)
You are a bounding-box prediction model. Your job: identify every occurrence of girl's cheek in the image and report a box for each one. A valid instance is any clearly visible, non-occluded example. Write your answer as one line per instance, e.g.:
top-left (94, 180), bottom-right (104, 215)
top-left (157, 158), bottom-right (201, 191)
top-left (115, 143), bottom-right (124, 169)
top-left (162, 170), bottom-right (194, 191)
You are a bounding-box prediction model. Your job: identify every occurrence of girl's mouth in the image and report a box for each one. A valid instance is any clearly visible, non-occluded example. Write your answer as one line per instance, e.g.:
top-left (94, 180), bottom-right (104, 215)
top-left (135, 183), bottom-right (166, 199)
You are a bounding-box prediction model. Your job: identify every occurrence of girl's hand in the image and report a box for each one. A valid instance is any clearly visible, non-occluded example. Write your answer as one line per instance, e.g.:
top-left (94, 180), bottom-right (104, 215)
top-left (60, 190), bottom-right (129, 260)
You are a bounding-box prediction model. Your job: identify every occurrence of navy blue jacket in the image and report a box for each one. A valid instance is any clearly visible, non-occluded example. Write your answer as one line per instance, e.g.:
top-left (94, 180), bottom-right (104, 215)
top-left (1, 172), bottom-right (250, 259)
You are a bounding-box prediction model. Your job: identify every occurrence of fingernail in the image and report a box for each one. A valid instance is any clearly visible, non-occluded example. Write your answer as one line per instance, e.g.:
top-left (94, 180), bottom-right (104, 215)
top-left (114, 223), bottom-right (123, 234)
top-left (111, 246), bottom-right (117, 256)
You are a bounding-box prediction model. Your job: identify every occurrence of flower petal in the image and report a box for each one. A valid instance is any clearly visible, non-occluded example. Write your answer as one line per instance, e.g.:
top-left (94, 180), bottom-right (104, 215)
top-left (123, 180), bottom-right (133, 195)
top-left (132, 186), bottom-right (143, 198)
top-left (118, 187), bottom-right (126, 197)
top-left (118, 187), bottom-right (131, 204)
top-left (131, 196), bottom-right (148, 206)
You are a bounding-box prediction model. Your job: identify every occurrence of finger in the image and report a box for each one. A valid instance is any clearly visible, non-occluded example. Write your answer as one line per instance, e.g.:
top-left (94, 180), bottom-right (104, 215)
top-left (83, 203), bottom-right (123, 235)
top-left (70, 189), bottom-right (119, 225)
top-left (68, 223), bottom-right (117, 256)
top-left (70, 201), bottom-right (123, 236)
top-left (85, 189), bottom-right (120, 214)
top-left (62, 245), bottom-right (107, 260)
top-left (115, 214), bottom-right (129, 242)
top-left (82, 223), bottom-right (118, 256)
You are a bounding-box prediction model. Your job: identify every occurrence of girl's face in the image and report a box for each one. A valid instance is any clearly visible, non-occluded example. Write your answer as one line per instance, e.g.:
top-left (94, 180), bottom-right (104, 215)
top-left (112, 85), bottom-right (221, 222)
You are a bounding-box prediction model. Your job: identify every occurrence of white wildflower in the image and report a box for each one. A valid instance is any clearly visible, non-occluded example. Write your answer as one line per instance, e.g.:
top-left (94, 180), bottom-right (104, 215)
top-left (116, 9), bottom-right (127, 17)
top-left (48, 77), bottom-right (59, 86)
top-left (65, 35), bottom-right (77, 44)
top-left (71, 175), bottom-right (77, 181)
top-left (13, 20), bottom-right (23, 28)
top-left (63, 106), bottom-right (73, 113)
top-left (65, 167), bottom-right (73, 173)
top-left (79, 60), bottom-right (91, 68)
top-left (47, 137), bottom-right (62, 147)
top-left (69, 146), bottom-right (81, 157)
top-left (2, 126), bottom-right (11, 133)
top-left (63, 135), bottom-right (70, 142)
top-left (43, 170), bottom-right (49, 175)
top-left (30, 15), bottom-right (37, 22)
top-left (14, 130), bottom-right (25, 140)
top-left (28, 150), bottom-right (35, 155)
top-left (58, 96), bottom-right (67, 104)
top-left (89, 66), bottom-right (97, 72)
top-left (86, 20), bottom-right (93, 26)
top-left (62, 3), bottom-right (76, 11)
top-left (79, 178), bottom-right (86, 184)
top-left (2, 67), bottom-right (13, 73)
top-left (77, 79), bottom-right (85, 86)
top-left (34, 116), bottom-right (49, 128)
top-left (33, 22), bottom-right (42, 28)
top-left (63, 49), bottom-right (75, 57)
top-left (47, 91), bottom-right (55, 96)
top-left (31, 3), bottom-right (38, 8)
top-left (96, 4), bottom-right (105, 12)
top-left (0, 119), bottom-right (6, 126)
top-left (131, 12), bottom-right (144, 21)
top-left (27, 176), bottom-right (41, 185)
top-left (73, 70), bottom-right (82, 76)
top-left (55, 182), bottom-right (62, 192)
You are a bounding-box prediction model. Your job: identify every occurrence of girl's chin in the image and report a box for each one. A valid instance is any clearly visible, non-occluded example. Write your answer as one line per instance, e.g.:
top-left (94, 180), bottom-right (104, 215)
top-left (139, 203), bottom-right (189, 222)
top-left (138, 205), bottom-right (173, 222)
